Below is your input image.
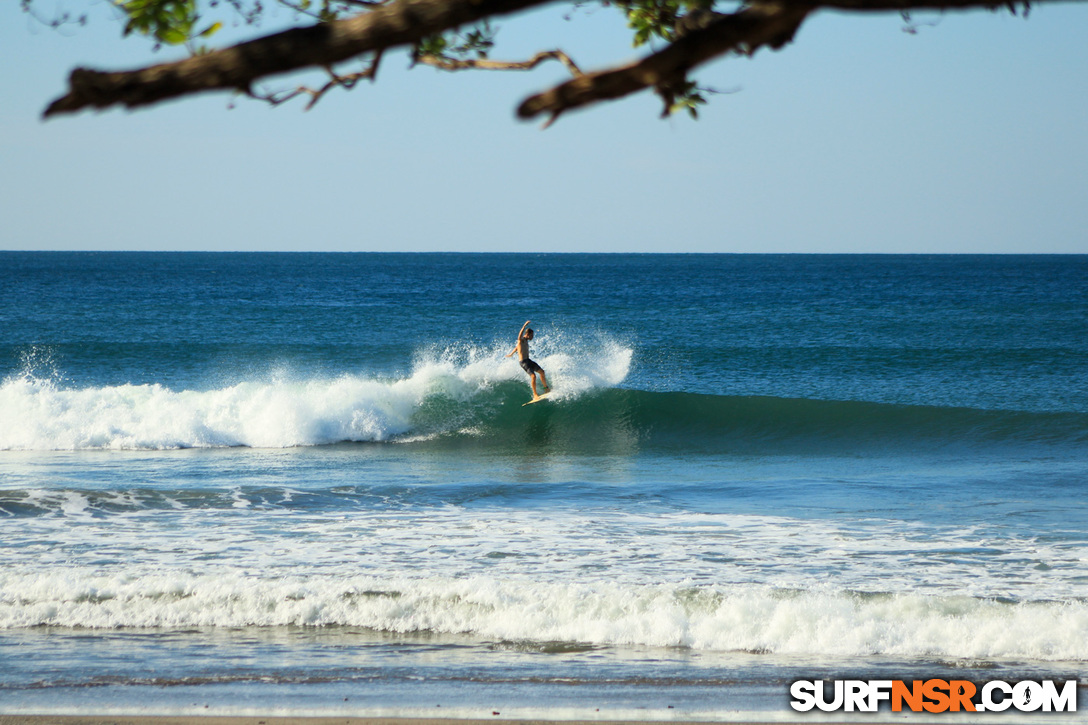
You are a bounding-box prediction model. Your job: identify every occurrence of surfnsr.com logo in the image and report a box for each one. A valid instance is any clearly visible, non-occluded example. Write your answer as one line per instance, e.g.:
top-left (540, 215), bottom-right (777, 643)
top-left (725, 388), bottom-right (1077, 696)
top-left (790, 679), bottom-right (1078, 713)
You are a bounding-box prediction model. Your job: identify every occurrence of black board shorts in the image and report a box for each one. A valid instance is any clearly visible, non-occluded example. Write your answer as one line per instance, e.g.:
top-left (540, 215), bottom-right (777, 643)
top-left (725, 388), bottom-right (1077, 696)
top-left (520, 358), bottom-right (543, 375)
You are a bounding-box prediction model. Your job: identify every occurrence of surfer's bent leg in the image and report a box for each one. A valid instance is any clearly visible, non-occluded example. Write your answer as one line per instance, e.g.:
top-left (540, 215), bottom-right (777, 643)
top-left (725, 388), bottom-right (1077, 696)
top-left (520, 358), bottom-right (544, 397)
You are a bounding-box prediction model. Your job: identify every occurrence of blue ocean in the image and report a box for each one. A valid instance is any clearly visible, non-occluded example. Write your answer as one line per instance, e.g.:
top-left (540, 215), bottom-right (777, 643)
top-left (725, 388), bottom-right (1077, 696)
top-left (1, 252), bottom-right (1086, 720)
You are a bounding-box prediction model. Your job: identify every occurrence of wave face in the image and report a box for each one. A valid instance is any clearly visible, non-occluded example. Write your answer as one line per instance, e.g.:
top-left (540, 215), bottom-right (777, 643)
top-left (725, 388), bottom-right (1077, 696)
top-left (480, 389), bottom-right (1088, 454)
top-left (2, 572), bottom-right (1085, 661)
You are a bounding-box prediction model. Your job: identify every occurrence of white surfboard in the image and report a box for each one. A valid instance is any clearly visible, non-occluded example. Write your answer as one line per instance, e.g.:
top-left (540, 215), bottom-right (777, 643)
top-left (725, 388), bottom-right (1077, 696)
top-left (522, 391), bottom-right (554, 406)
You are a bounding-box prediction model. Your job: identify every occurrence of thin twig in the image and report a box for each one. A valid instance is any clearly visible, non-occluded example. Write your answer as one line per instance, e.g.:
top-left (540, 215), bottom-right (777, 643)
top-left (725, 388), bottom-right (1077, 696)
top-left (417, 49), bottom-right (583, 77)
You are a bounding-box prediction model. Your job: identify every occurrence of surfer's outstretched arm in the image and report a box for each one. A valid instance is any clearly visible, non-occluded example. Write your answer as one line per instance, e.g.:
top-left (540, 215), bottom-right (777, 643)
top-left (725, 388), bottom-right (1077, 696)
top-left (506, 320), bottom-right (532, 358)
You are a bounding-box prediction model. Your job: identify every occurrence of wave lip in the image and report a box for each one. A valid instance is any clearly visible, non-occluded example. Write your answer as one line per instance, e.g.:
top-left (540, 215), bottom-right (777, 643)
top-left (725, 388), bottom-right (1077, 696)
top-left (2, 572), bottom-right (1085, 662)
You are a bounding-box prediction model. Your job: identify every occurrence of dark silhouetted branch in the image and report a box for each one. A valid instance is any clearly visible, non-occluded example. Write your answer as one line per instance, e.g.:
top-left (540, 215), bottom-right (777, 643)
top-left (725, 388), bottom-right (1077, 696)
top-left (417, 49), bottom-right (583, 77)
top-left (44, 0), bottom-right (555, 117)
top-left (518, 1), bottom-right (810, 124)
top-left (42, 0), bottom-right (1065, 121)
top-left (249, 49), bottom-right (385, 109)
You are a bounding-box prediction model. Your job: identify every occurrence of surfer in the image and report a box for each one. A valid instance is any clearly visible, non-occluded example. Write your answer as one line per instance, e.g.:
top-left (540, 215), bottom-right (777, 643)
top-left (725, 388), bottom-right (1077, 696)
top-left (506, 319), bottom-right (550, 399)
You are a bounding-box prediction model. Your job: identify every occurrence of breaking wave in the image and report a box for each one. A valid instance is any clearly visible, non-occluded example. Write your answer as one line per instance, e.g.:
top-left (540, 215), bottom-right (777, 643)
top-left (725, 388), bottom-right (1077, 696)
top-left (2, 571), bottom-right (1086, 661)
top-left (3, 336), bottom-right (1085, 453)
top-left (0, 337), bottom-right (633, 450)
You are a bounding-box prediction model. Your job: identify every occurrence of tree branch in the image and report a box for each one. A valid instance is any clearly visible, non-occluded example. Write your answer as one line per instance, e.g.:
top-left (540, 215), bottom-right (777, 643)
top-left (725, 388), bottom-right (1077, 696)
top-left (417, 49), bottom-right (583, 76)
top-left (249, 49), bottom-right (385, 109)
top-left (516, 0), bottom-right (1049, 124)
top-left (43, 0), bottom-right (556, 117)
top-left (517, 1), bottom-right (811, 124)
top-left (41, 0), bottom-right (1064, 121)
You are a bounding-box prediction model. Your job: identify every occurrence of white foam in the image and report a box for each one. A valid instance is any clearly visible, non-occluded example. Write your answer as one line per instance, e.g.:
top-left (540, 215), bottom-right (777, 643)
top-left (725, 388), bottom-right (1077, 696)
top-left (0, 335), bottom-right (632, 451)
top-left (1, 570), bottom-right (1084, 660)
top-left (2, 494), bottom-right (1085, 661)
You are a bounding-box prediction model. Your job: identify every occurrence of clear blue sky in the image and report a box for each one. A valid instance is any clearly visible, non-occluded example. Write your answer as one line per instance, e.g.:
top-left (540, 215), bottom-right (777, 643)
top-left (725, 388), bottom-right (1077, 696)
top-left (2, 0), bottom-right (1086, 253)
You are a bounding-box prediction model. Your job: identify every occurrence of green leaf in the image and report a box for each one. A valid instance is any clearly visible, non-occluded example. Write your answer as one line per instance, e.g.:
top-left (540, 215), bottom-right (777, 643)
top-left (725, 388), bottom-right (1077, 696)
top-left (196, 21), bottom-right (222, 38)
top-left (114, 0), bottom-right (199, 44)
top-left (158, 26), bottom-right (188, 44)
